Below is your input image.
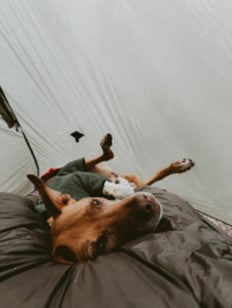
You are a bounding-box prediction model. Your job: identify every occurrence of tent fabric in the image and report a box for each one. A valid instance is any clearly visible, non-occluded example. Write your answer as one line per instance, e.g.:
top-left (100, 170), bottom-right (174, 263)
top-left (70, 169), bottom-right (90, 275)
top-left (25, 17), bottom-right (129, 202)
top-left (0, 0), bottom-right (232, 224)
top-left (0, 188), bottom-right (232, 308)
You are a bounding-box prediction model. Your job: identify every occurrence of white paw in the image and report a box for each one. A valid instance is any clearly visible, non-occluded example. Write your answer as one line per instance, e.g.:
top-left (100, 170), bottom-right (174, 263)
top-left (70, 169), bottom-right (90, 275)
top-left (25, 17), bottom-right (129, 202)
top-left (171, 158), bottom-right (195, 173)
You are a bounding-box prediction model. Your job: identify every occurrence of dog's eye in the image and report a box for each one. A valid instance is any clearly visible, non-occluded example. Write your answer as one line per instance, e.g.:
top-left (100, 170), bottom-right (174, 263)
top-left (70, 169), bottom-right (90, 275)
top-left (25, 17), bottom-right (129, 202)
top-left (54, 245), bottom-right (76, 263)
top-left (94, 235), bottom-right (107, 257)
top-left (92, 199), bottom-right (100, 207)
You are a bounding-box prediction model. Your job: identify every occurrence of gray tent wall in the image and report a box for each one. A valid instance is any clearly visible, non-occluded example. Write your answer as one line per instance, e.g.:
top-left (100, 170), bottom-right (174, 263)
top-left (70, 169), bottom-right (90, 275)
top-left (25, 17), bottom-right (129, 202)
top-left (0, 0), bottom-right (232, 224)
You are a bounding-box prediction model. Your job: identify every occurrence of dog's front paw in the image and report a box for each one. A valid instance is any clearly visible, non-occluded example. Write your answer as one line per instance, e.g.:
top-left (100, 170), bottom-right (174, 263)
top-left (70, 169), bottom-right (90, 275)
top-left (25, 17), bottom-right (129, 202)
top-left (171, 158), bottom-right (195, 173)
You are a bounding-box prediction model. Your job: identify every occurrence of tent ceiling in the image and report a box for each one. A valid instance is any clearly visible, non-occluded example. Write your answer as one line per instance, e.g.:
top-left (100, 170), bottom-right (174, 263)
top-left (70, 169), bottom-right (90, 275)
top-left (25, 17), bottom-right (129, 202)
top-left (0, 0), bottom-right (232, 224)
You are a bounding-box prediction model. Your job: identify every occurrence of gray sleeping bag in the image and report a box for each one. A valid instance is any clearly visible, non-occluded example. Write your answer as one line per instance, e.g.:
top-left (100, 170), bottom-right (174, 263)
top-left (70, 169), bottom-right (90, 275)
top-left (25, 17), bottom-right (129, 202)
top-left (0, 187), bottom-right (231, 308)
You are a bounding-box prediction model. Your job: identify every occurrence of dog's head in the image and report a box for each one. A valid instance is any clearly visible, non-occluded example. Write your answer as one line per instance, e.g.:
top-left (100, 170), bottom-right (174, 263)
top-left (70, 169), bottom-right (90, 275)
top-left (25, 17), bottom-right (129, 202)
top-left (28, 175), bottom-right (163, 264)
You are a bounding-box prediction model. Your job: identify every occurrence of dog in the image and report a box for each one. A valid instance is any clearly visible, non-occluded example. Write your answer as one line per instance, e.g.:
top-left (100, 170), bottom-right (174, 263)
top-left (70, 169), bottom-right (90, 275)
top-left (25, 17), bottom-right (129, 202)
top-left (28, 134), bottom-right (194, 264)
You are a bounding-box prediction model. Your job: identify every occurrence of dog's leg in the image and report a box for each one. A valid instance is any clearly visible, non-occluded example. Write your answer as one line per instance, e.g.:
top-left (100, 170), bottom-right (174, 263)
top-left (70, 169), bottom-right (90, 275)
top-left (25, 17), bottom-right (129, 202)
top-left (85, 133), bottom-right (114, 171)
top-left (144, 158), bottom-right (195, 186)
top-left (122, 174), bottom-right (146, 188)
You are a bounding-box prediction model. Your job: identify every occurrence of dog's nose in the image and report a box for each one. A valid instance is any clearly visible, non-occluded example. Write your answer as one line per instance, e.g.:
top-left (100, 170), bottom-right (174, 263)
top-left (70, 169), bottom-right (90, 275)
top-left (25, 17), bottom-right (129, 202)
top-left (132, 192), bottom-right (160, 216)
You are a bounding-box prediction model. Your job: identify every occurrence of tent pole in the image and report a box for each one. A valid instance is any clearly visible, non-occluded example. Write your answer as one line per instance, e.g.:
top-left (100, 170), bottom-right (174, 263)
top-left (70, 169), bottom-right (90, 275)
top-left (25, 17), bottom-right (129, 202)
top-left (0, 87), bottom-right (40, 176)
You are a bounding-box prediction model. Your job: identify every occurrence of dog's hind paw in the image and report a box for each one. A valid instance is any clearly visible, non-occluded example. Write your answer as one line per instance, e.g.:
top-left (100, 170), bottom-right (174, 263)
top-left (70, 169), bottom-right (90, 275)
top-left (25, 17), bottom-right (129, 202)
top-left (100, 133), bottom-right (114, 160)
top-left (100, 133), bottom-right (112, 148)
top-left (170, 158), bottom-right (195, 173)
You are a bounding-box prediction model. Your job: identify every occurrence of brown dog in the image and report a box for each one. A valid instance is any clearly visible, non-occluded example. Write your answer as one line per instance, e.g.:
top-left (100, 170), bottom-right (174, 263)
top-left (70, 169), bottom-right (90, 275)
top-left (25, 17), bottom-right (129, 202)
top-left (28, 134), bottom-right (194, 264)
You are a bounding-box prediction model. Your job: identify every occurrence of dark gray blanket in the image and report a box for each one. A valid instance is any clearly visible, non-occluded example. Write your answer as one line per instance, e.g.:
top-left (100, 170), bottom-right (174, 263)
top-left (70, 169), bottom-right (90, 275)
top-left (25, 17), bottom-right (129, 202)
top-left (0, 187), bottom-right (231, 308)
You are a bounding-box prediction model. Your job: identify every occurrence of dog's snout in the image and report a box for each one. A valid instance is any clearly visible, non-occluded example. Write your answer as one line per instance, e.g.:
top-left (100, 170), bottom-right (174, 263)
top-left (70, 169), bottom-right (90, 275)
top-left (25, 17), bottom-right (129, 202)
top-left (131, 192), bottom-right (159, 216)
top-left (145, 203), bottom-right (153, 214)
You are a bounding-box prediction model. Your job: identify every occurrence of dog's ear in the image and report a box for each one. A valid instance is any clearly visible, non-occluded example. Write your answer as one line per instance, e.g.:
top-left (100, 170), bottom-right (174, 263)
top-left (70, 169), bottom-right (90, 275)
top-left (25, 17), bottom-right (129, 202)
top-left (27, 174), bottom-right (73, 217)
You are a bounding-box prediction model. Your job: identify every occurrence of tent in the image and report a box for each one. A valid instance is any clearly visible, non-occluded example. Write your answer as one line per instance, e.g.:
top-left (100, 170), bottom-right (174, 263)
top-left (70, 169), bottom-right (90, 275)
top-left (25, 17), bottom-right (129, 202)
top-left (1, 0), bottom-right (231, 225)
top-left (1, 2), bottom-right (232, 307)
